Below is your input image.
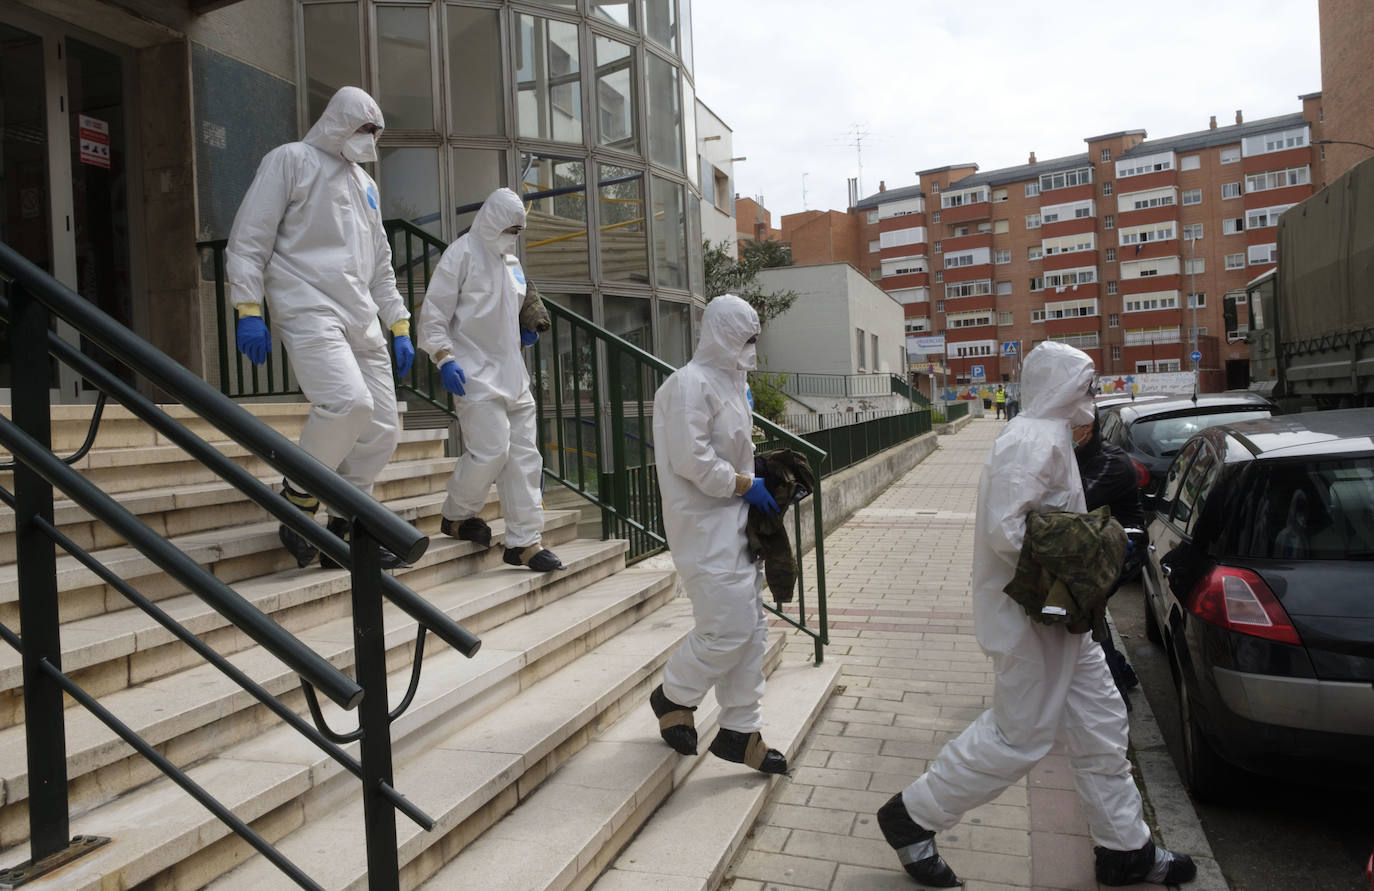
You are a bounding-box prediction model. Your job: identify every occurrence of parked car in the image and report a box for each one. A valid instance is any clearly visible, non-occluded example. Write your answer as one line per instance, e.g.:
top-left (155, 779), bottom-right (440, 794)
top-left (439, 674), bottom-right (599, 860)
top-left (1139, 408), bottom-right (1374, 801)
top-left (1098, 392), bottom-right (1277, 496)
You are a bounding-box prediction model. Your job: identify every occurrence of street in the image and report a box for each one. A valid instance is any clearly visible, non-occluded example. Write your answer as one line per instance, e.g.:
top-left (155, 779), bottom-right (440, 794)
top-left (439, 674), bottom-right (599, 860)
top-left (1111, 581), bottom-right (1374, 891)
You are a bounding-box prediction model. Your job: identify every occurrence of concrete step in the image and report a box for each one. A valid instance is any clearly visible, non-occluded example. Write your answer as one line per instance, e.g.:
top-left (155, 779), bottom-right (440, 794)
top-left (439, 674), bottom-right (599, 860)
top-left (417, 633), bottom-right (799, 891)
top-left (593, 657), bottom-right (841, 891)
top-left (0, 434), bottom-right (455, 563)
top-left (0, 530), bottom-right (622, 850)
top-left (10, 565), bottom-right (678, 890)
top-left (204, 585), bottom-right (697, 891)
top-left (0, 402), bottom-right (314, 455)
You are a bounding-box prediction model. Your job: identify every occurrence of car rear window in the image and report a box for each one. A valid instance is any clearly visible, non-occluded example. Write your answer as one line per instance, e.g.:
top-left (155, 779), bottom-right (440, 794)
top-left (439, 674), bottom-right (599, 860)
top-left (1234, 458), bottom-right (1374, 560)
top-left (1128, 409), bottom-right (1272, 459)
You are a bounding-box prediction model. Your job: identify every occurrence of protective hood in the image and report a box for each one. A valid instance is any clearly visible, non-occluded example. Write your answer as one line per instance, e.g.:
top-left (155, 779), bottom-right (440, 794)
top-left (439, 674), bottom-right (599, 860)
top-left (303, 87), bottom-right (385, 161)
top-left (471, 188), bottom-right (527, 254)
top-left (692, 294), bottom-right (760, 373)
top-left (1019, 341), bottom-right (1096, 426)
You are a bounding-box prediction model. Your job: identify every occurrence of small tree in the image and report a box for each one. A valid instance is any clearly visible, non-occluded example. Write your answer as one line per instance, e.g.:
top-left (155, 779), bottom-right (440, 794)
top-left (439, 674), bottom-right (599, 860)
top-left (702, 239), bottom-right (798, 326)
top-left (747, 371), bottom-right (789, 423)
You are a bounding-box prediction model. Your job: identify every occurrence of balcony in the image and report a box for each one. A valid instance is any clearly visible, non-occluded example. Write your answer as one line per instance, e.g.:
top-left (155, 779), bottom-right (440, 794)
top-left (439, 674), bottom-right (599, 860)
top-left (941, 200), bottom-right (991, 224)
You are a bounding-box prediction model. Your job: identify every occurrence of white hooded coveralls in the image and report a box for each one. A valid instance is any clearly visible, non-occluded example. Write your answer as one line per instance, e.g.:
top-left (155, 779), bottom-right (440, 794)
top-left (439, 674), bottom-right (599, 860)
top-left (899, 341), bottom-right (1151, 851)
top-left (653, 295), bottom-right (767, 733)
top-left (417, 188), bottom-right (544, 549)
top-left (225, 86), bottom-right (409, 508)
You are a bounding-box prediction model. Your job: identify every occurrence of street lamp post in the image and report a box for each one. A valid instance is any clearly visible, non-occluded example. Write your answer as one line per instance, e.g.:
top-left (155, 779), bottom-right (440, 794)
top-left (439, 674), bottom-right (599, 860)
top-left (1312, 137), bottom-right (1374, 152)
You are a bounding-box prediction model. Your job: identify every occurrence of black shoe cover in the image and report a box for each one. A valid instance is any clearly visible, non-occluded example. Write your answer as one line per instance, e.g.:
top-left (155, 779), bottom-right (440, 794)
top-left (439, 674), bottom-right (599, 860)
top-left (708, 728), bottom-right (789, 775)
top-left (1095, 840), bottom-right (1196, 886)
top-left (649, 684), bottom-right (697, 755)
top-left (503, 544), bottom-right (565, 572)
top-left (876, 793), bottom-right (962, 887)
top-left (320, 517), bottom-right (410, 571)
top-left (442, 516), bottom-right (492, 547)
top-left (278, 482), bottom-right (320, 568)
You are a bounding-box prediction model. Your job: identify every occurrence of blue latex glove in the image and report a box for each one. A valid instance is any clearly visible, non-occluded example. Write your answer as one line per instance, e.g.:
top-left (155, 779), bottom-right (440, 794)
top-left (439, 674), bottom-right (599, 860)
top-left (520, 327), bottom-right (539, 346)
top-left (236, 316), bottom-right (271, 366)
top-left (440, 361), bottom-right (466, 396)
top-left (742, 477), bottom-right (779, 516)
top-left (393, 334), bottom-right (414, 377)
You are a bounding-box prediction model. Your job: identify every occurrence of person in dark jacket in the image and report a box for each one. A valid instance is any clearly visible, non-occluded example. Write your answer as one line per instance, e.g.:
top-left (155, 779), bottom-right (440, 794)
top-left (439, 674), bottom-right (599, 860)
top-left (1073, 415), bottom-right (1142, 700)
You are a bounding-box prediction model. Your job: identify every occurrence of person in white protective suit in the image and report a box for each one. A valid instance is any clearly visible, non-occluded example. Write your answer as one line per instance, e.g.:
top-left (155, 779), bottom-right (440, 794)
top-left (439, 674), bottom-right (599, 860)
top-left (417, 187), bottom-right (563, 573)
top-left (647, 294), bottom-right (789, 775)
top-left (226, 86), bottom-right (414, 570)
top-left (876, 341), bottom-right (1196, 888)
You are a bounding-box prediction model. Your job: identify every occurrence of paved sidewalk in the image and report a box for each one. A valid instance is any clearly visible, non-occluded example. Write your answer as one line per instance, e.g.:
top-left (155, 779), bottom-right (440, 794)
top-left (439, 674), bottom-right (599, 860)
top-left (722, 417), bottom-right (1224, 891)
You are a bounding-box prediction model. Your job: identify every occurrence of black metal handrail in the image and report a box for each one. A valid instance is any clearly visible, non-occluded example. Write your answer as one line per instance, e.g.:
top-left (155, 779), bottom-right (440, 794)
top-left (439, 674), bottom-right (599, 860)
top-left (0, 239), bottom-right (478, 890)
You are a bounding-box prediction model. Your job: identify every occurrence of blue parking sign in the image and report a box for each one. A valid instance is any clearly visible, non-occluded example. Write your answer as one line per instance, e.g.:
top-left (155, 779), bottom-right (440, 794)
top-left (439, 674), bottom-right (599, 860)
top-left (971, 364), bottom-right (985, 381)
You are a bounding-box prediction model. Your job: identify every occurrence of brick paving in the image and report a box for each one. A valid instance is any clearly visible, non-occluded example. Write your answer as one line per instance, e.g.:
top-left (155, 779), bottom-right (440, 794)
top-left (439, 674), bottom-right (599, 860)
top-left (724, 417), bottom-right (1178, 891)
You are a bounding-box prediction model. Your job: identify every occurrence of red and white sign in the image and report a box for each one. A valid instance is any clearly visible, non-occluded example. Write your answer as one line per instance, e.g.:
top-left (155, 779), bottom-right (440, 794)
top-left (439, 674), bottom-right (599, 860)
top-left (78, 114), bottom-right (110, 169)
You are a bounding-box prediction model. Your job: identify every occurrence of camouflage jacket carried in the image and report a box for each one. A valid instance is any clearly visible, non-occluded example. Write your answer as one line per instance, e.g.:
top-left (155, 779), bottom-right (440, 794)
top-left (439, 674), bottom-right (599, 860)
top-left (1002, 505), bottom-right (1127, 641)
top-left (745, 449), bottom-right (816, 603)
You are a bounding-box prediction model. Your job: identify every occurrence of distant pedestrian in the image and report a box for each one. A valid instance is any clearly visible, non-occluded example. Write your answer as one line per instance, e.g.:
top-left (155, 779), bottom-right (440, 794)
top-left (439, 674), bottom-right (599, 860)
top-left (994, 384), bottom-right (1007, 419)
top-left (875, 342), bottom-right (1195, 888)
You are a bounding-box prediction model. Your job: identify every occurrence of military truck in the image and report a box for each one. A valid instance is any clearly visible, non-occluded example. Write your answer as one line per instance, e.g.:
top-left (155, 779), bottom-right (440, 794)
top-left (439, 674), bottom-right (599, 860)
top-left (1236, 153), bottom-right (1374, 409)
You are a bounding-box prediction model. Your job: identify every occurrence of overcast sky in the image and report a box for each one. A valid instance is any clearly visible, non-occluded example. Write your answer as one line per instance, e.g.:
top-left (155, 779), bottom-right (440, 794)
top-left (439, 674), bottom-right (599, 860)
top-left (689, 0), bottom-right (1322, 219)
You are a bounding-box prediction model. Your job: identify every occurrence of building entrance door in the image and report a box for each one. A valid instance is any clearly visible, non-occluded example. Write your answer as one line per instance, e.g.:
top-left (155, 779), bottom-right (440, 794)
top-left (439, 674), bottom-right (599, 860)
top-left (0, 11), bottom-right (137, 403)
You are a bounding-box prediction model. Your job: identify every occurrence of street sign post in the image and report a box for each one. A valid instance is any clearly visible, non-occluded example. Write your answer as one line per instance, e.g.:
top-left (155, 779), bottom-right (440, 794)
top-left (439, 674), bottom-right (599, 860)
top-left (1190, 349), bottom-right (1202, 364)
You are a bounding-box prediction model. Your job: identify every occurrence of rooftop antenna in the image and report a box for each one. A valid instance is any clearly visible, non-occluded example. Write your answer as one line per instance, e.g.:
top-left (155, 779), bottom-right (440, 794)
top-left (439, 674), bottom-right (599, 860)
top-left (802, 171), bottom-right (810, 210)
top-left (845, 123), bottom-right (871, 196)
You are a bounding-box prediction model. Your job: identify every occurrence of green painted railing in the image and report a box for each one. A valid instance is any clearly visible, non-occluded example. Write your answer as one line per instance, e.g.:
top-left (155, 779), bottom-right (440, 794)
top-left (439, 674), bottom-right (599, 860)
top-left (790, 410), bottom-right (932, 476)
top-left (945, 401), bottom-right (971, 422)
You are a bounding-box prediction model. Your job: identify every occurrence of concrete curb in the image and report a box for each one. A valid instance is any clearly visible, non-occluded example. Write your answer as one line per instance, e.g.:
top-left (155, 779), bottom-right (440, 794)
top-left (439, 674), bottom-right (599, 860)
top-left (1107, 612), bottom-right (1229, 890)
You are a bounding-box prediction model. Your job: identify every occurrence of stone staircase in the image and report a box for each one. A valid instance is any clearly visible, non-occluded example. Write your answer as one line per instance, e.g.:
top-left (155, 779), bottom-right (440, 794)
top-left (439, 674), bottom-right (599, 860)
top-left (0, 403), bottom-right (838, 890)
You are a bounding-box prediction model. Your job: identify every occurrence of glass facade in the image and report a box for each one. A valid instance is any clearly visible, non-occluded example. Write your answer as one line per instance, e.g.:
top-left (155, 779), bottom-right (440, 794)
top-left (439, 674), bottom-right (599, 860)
top-left (301, 0), bottom-right (705, 356)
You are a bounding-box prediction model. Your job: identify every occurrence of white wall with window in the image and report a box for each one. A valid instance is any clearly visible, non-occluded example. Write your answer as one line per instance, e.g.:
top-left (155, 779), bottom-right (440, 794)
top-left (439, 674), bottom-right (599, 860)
top-left (879, 226), bottom-right (927, 249)
top-left (947, 309), bottom-right (994, 329)
top-left (1116, 151), bottom-right (1175, 178)
top-left (1039, 166), bottom-right (1094, 191)
top-left (1044, 297), bottom-right (1098, 319)
top-left (1121, 256), bottom-right (1181, 279)
top-left (1135, 359), bottom-right (1182, 372)
top-left (1118, 221), bottom-right (1176, 246)
top-left (1041, 199), bottom-right (1094, 223)
top-left (1117, 186), bottom-right (1177, 214)
top-left (1248, 243), bottom-right (1277, 265)
top-left (1049, 331), bottom-right (1100, 349)
top-left (1124, 291), bottom-right (1180, 312)
top-left (950, 339), bottom-right (996, 358)
top-left (1245, 204), bottom-right (1294, 230)
top-left (941, 186), bottom-right (989, 208)
top-left (881, 255), bottom-right (928, 277)
top-left (1043, 267), bottom-right (1097, 288)
top-left (754, 263), bottom-right (905, 374)
top-left (878, 196), bottom-right (925, 218)
top-left (1242, 125), bottom-right (1309, 157)
top-left (905, 317), bottom-right (931, 334)
top-left (1124, 326), bottom-right (1182, 345)
top-left (1042, 232), bottom-right (1096, 255)
top-left (1246, 166), bottom-right (1310, 193)
top-left (889, 286), bottom-right (930, 304)
top-left (944, 279), bottom-right (994, 299)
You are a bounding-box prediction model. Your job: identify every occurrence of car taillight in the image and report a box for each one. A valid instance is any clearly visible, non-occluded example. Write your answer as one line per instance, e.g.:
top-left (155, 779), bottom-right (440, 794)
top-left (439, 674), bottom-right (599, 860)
top-left (1188, 566), bottom-right (1302, 645)
top-left (1131, 458), bottom-right (1151, 489)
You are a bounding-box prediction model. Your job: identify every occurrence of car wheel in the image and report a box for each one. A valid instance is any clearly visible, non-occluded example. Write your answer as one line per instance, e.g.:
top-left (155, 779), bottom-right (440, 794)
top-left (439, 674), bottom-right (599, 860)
top-left (1143, 587), bottom-right (1163, 646)
top-left (1177, 674), bottom-right (1233, 803)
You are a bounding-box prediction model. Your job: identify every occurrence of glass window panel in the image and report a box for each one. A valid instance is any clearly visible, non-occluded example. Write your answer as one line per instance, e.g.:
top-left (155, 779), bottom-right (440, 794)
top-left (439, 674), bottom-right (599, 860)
top-left (692, 302), bottom-right (704, 351)
top-left (514, 14), bottom-right (582, 143)
top-left (682, 78), bottom-right (698, 186)
top-left (591, 0), bottom-right (637, 30)
top-left (680, 0), bottom-right (694, 72)
top-left (645, 54), bottom-right (683, 171)
top-left (658, 299), bottom-right (692, 367)
top-left (303, 4), bottom-right (362, 124)
top-left (687, 192), bottom-right (704, 296)
top-left (646, 0), bottom-right (677, 51)
top-left (379, 146), bottom-right (440, 236)
top-left (651, 175), bottom-right (688, 289)
top-left (598, 164), bottom-right (649, 284)
top-left (520, 153), bottom-right (589, 280)
top-left (377, 6), bottom-right (433, 130)
top-left (446, 5), bottom-right (504, 136)
top-left (594, 37), bottom-right (637, 153)
top-left (605, 294), bottom-right (652, 350)
top-left (450, 147), bottom-right (507, 234)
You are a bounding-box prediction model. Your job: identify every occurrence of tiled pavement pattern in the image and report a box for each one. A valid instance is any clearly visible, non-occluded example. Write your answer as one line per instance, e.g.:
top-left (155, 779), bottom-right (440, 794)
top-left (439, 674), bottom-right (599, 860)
top-left (721, 417), bottom-right (1196, 891)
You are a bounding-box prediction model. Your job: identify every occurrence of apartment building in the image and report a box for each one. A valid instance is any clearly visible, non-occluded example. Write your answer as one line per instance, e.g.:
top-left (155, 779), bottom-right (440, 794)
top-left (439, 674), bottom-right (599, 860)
top-left (839, 103), bottom-right (1326, 390)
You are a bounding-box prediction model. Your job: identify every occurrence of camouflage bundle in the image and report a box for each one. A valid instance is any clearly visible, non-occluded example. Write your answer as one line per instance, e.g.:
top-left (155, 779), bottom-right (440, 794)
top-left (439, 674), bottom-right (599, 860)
top-left (520, 282), bottom-right (552, 333)
top-left (1002, 505), bottom-right (1127, 641)
top-left (745, 449), bottom-right (816, 603)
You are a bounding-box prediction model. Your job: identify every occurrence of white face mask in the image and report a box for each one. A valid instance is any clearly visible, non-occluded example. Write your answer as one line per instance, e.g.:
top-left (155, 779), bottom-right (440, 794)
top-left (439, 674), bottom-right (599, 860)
top-left (737, 342), bottom-right (758, 371)
top-left (496, 233), bottom-right (519, 255)
top-left (341, 131), bottom-right (378, 163)
top-left (1070, 397), bottom-right (1095, 427)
